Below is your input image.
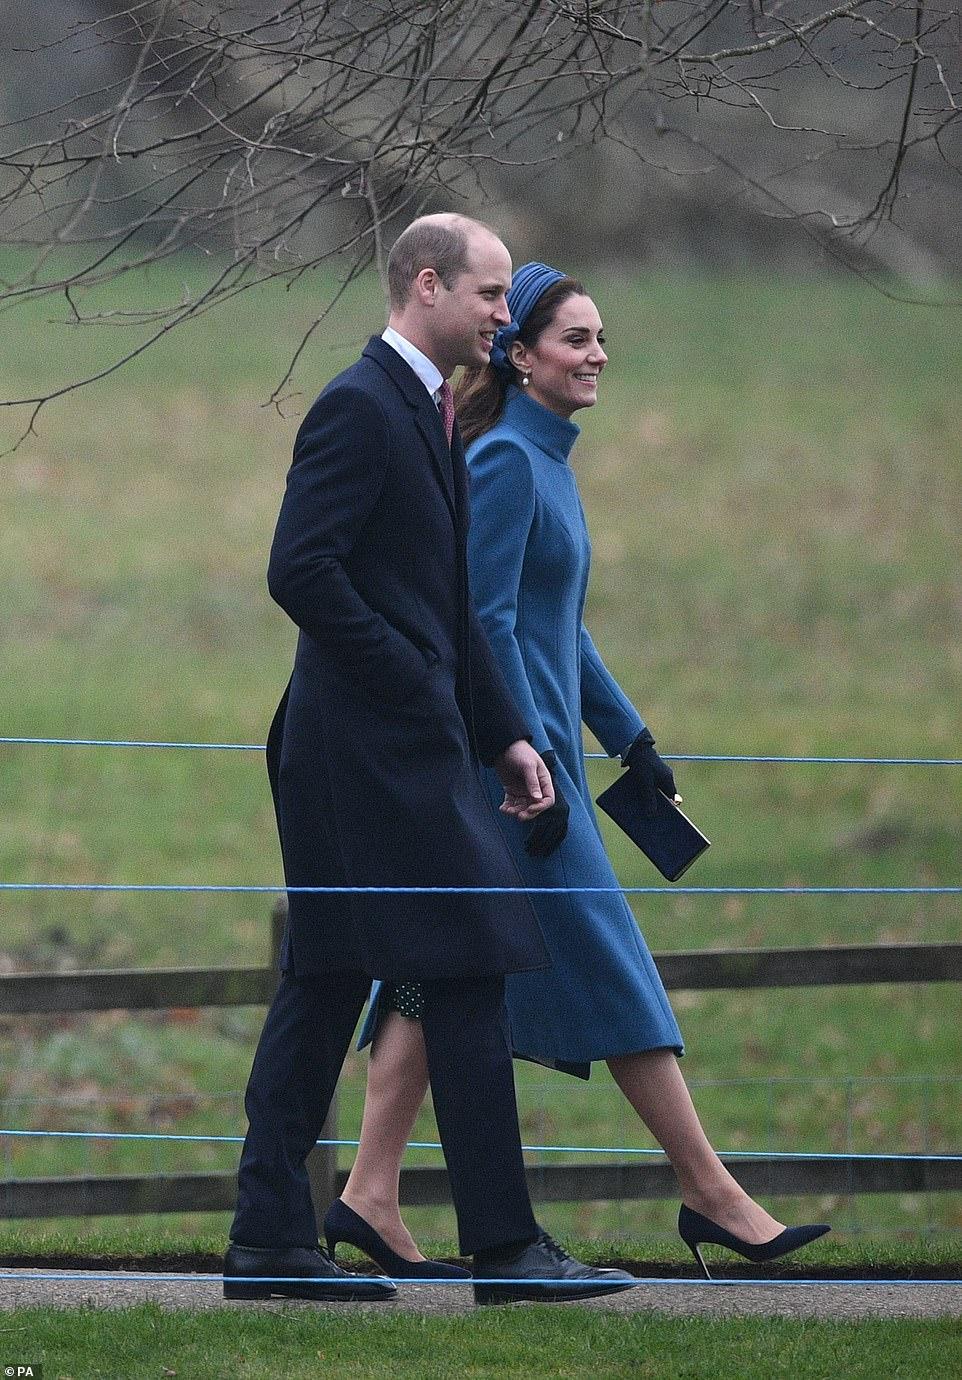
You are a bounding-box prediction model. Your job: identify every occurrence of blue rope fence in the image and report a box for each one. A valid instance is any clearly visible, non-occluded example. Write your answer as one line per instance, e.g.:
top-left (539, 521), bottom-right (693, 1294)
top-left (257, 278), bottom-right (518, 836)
top-left (4, 1128), bottom-right (961, 1162)
top-left (3, 733), bottom-right (957, 895)
top-left (2, 735), bottom-right (958, 892)
top-left (4, 1271), bottom-right (961, 1287)
top-left (2, 883), bottom-right (960, 894)
top-left (3, 729), bottom-right (959, 1270)
top-left (3, 734), bottom-right (961, 764)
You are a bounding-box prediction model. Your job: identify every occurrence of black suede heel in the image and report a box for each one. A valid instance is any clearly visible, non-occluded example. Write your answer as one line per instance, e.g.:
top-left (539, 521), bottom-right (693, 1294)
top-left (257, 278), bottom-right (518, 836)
top-left (324, 1199), bottom-right (470, 1280)
top-left (678, 1204), bottom-right (830, 1280)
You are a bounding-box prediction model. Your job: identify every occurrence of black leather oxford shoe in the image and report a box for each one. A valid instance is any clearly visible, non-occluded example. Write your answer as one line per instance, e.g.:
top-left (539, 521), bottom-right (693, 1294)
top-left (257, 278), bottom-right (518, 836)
top-left (473, 1232), bottom-right (638, 1304)
top-left (223, 1242), bottom-right (397, 1302)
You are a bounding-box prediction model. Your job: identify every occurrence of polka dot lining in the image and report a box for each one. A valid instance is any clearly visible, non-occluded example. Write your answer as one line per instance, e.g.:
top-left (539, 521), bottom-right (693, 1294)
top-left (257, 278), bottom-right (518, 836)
top-left (385, 982), bottom-right (424, 1020)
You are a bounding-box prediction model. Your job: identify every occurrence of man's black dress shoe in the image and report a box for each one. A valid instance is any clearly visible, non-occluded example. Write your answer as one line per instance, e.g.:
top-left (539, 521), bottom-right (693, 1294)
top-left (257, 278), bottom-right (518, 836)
top-left (223, 1242), bottom-right (397, 1301)
top-left (473, 1232), bottom-right (637, 1304)
top-left (324, 1198), bottom-right (471, 1280)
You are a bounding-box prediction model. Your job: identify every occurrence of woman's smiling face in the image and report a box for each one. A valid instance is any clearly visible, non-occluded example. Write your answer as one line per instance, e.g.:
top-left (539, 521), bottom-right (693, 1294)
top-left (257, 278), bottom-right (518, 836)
top-left (510, 293), bottom-right (607, 419)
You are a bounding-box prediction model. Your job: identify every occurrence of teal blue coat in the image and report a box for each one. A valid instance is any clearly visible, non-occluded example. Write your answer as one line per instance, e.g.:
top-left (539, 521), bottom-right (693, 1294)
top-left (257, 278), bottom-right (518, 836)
top-left (463, 390), bottom-right (682, 1074)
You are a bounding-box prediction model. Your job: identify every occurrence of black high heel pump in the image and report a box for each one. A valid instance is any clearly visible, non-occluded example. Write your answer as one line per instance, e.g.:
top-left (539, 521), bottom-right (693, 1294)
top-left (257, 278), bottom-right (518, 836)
top-left (324, 1198), bottom-right (470, 1280)
top-left (678, 1204), bottom-right (829, 1280)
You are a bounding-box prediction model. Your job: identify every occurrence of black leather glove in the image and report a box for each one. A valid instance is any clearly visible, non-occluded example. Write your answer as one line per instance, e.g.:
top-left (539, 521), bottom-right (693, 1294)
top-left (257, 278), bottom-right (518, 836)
top-left (525, 750), bottom-right (570, 857)
top-left (622, 728), bottom-right (677, 817)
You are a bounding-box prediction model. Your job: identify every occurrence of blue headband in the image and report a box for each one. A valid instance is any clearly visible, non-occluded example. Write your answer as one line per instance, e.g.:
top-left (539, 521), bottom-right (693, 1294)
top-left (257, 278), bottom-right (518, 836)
top-left (489, 261), bottom-right (566, 377)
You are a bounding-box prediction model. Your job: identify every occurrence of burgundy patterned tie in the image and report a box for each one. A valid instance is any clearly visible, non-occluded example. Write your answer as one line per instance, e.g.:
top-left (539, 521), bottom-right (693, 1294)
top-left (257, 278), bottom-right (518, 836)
top-left (437, 379), bottom-right (455, 446)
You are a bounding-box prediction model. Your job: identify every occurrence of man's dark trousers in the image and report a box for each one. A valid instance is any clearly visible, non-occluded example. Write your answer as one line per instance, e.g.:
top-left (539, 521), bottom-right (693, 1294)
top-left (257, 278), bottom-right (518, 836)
top-left (230, 968), bottom-right (538, 1255)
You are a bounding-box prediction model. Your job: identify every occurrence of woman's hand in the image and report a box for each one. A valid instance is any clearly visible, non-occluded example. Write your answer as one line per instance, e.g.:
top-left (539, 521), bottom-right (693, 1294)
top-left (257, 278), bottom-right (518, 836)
top-left (622, 728), bottom-right (678, 816)
top-left (525, 750), bottom-right (570, 857)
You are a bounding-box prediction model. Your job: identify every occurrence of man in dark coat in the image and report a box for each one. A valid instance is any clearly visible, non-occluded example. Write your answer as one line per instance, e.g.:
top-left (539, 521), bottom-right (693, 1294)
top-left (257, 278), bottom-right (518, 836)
top-left (224, 214), bottom-right (636, 1304)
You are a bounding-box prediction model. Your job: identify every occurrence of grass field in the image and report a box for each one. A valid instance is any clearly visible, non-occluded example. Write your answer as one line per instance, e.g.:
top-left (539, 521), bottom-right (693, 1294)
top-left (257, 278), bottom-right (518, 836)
top-left (1, 255), bottom-right (960, 1245)
top-left (3, 1304), bottom-right (962, 1380)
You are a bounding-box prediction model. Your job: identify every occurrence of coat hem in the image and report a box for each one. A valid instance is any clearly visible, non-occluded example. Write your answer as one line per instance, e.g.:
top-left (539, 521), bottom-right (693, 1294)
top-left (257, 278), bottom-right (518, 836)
top-left (513, 1040), bottom-right (684, 1080)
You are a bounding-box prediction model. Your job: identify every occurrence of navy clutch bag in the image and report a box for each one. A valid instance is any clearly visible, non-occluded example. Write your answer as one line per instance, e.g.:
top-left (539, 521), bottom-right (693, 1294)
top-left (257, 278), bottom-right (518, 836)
top-left (595, 776), bottom-right (711, 882)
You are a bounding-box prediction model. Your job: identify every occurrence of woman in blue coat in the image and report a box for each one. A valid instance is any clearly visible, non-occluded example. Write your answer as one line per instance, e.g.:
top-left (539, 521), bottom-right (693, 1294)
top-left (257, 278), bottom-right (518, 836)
top-left (327, 265), bottom-right (828, 1281)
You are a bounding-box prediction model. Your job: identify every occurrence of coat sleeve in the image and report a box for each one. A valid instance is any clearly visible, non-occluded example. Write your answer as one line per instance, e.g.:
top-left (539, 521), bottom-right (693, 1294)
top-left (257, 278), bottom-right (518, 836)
top-left (466, 436), bottom-right (552, 756)
top-left (466, 603), bottom-right (532, 765)
top-left (267, 383), bottom-right (430, 697)
top-left (580, 624), bottom-right (646, 757)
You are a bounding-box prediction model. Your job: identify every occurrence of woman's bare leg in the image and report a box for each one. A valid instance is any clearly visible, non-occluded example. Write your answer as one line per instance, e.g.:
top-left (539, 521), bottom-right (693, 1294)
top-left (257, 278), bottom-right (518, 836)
top-left (343, 1025), bottom-right (784, 1255)
top-left (339, 1010), bottom-right (430, 1260)
top-left (608, 1049), bottom-right (785, 1244)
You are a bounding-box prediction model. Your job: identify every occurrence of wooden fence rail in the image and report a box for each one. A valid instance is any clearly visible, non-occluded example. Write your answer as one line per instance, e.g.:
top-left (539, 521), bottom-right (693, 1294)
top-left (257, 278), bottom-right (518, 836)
top-left (4, 1152), bottom-right (961, 1221)
top-left (3, 943), bottom-right (961, 1016)
top-left (1, 903), bottom-right (959, 1220)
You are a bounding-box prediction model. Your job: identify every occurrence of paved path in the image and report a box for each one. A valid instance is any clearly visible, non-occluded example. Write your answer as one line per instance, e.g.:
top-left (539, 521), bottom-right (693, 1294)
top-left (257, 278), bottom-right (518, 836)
top-left (2, 1269), bottom-right (960, 1320)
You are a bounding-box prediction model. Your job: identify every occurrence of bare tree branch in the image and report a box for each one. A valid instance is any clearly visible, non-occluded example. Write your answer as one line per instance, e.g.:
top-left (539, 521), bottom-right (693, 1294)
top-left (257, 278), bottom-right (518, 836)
top-left (0, 0), bottom-right (959, 435)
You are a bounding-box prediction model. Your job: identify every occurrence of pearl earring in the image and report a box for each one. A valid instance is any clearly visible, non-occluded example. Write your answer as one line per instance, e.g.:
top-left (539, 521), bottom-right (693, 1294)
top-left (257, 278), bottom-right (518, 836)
top-left (521, 373), bottom-right (530, 387)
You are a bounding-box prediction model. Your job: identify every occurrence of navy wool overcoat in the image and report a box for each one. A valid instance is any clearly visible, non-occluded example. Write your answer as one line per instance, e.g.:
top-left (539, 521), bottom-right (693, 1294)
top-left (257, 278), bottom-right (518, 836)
top-left (265, 336), bottom-right (549, 982)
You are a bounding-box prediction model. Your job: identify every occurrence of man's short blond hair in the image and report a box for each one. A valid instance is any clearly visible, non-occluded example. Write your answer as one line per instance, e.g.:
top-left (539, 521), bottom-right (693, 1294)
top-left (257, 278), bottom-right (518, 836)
top-left (387, 215), bottom-right (496, 308)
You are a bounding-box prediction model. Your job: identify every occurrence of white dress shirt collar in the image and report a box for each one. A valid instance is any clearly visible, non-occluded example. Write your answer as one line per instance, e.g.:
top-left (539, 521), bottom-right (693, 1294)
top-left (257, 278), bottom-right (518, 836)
top-left (381, 326), bottom-right (444, 398)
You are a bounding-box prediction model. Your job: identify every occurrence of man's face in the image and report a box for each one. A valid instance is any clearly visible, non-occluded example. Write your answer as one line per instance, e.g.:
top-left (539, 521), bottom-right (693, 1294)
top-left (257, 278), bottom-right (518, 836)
top-left (430, 231), bottom-right (512, 371)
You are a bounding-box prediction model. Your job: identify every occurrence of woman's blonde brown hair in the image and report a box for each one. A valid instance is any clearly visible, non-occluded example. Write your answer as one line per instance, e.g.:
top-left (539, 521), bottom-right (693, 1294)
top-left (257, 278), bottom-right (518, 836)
top-left (454, 276), bottom-right (585, 449)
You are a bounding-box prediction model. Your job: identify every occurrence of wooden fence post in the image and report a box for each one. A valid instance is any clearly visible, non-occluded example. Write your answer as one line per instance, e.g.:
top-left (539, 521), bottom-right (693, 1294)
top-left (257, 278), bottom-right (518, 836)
top-left (269, 896), bottom-right (287, 975)
top-left (270, 895), bottom-right (340, 1221)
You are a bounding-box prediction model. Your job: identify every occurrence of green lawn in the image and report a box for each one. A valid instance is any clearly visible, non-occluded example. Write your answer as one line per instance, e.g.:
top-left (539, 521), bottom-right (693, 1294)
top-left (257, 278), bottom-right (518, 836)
top-left (3, 1304), bottom-right (960, 1379)
top-left (1, 258), bottom-right (960, 1242)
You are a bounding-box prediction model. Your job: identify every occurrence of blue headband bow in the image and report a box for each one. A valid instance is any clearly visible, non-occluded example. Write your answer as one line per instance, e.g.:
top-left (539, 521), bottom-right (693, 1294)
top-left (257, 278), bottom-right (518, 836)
top-left (489, 261), bottom-right (566, 377)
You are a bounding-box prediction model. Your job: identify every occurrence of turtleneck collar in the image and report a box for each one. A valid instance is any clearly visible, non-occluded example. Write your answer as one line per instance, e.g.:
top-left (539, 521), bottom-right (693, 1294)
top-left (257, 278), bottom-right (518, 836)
top-left (503, 387), bottom-right (580, 464)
